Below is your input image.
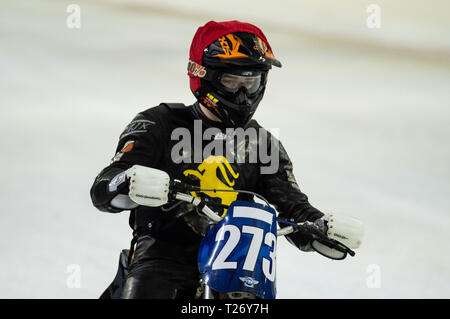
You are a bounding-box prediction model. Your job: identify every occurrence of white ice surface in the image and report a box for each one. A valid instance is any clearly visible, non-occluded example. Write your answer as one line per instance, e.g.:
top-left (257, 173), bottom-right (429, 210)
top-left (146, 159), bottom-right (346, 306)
top-left (0, 0), bottom-right (449, 298)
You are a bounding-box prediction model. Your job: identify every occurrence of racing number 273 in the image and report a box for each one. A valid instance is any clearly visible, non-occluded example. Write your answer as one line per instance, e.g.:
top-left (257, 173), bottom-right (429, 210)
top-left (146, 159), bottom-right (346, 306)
top-left (211, 224), bottom-right (276, 282)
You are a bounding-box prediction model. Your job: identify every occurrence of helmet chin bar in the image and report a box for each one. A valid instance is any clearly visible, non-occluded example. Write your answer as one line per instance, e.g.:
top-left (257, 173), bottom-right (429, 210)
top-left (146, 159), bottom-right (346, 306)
top-left (196, 74), bottom-right (267, 128)
top-left (220, 95), bottom-right (259, 127)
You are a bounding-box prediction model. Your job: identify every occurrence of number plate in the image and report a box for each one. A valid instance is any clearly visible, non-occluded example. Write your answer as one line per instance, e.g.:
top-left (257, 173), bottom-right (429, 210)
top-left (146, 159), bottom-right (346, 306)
top-left (197, 201), bottom-right (277, 299)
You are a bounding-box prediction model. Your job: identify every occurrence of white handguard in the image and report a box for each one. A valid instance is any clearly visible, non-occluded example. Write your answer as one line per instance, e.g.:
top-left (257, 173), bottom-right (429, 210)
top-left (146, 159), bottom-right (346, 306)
top-left (325, 214), bottom-right (364, 249)
top-left (310, 214), bottom-right (364, 260)
top-left (127, 165), bottom-right (170, 207)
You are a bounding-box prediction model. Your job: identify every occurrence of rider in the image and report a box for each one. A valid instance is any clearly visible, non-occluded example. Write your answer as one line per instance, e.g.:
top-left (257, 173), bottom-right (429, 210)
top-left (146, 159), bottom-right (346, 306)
top-left (91, 20), bottom-right (345, 299)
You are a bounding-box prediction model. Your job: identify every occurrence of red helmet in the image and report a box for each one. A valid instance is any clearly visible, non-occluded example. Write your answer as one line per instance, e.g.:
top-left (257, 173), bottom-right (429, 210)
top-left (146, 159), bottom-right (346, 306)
top-left (188, 20), bottom-right (282, 127)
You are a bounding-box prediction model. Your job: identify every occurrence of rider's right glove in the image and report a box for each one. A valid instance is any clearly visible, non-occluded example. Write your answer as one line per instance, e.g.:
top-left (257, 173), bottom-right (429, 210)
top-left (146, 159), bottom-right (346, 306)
top-left (127, 165), bottom-right (171, 207)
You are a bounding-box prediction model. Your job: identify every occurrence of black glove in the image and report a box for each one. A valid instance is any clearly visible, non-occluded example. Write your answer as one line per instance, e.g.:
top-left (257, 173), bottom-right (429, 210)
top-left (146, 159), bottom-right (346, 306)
top-left (283, 206), bottom-right (325, 251)
top-left (287, 214), bottom-right (350, 260)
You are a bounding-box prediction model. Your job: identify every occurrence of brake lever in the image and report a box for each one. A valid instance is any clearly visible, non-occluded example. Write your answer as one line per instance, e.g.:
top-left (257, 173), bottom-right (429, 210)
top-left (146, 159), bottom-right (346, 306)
top-left (290, 221), bottom-right (356, 257)
top-left (169, 180), bottom-right (229, 210)
top-left (312, 230), bottom-right (356, 257)
top-left (168, 179), bottom-right (191, 200)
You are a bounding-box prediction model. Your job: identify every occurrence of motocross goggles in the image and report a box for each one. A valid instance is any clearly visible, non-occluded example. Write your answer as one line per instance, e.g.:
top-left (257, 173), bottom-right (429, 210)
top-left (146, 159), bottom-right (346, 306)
top-left (217, 72), bottom-right (262, 95)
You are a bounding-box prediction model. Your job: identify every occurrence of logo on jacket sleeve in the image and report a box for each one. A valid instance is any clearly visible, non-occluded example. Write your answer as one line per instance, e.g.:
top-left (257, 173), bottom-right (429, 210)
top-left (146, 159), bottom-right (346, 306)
top-left (111, 140), bottom-right (135, 163)
top-left (120, 115), bottom-right (155, 140)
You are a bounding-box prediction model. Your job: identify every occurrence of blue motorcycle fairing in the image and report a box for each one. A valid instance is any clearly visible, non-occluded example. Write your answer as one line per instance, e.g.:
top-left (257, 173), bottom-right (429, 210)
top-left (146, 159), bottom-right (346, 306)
top-left (197, 201), bottom-right (277, 299)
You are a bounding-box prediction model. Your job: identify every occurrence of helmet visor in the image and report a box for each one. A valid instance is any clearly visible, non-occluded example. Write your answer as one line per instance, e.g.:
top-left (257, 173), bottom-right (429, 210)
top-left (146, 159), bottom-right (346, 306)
top-left (218, 73), bottom-right (262, 95)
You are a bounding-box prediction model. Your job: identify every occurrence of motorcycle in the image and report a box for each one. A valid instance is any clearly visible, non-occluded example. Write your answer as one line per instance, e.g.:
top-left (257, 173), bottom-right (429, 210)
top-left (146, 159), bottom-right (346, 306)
top-left (100, 179), bottom-right (363, 299)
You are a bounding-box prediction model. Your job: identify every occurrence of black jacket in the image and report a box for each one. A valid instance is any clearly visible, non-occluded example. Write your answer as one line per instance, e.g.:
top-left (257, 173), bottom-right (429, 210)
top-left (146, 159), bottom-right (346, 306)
top-left (90, 102), bottom-right (323, 254)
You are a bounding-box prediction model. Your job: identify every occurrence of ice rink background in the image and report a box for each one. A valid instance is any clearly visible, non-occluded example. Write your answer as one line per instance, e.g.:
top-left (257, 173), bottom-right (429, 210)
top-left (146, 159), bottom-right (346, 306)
top-left (1, 0), bottom-right (449, 298)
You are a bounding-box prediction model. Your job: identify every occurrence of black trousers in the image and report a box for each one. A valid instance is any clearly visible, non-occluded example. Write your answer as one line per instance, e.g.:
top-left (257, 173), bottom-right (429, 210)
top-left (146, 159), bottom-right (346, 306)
top-left (121, 235), bottom-right (200, 299)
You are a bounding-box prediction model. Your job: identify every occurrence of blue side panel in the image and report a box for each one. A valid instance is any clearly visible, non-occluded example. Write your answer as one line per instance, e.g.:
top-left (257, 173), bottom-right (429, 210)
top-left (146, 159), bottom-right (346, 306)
top-left (198, 201), bottom-right (277, 299)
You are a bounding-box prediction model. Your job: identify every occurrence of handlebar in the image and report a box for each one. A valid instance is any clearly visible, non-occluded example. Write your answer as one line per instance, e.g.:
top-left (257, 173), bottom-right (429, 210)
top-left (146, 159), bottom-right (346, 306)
top-left (169, 180), bottom-right (356, 257)
top-left (174, 192), bottom-right (222, 223)
top-left (175, 191), bottom-right (296, 235)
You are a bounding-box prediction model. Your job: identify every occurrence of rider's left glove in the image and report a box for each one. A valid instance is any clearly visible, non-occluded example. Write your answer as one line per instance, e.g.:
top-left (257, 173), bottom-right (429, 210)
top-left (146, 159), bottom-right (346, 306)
top-left (310, 214), bottom-right (364, 260)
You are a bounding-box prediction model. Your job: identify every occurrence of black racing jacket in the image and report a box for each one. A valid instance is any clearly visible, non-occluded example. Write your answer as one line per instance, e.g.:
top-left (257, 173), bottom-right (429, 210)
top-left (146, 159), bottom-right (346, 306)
top-left (90, 102), bottom-right (324, 259)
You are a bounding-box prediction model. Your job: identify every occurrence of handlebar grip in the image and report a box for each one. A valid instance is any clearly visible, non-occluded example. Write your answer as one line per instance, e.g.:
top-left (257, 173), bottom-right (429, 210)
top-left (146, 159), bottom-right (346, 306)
top-left (174, 193), bottom-right (222, 223)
